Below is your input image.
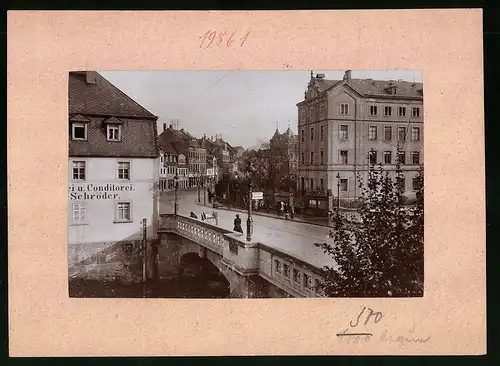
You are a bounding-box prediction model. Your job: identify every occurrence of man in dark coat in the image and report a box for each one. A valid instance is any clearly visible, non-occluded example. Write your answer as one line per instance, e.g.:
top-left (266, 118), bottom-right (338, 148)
top-left (233, 214), bottom-right (243, 233)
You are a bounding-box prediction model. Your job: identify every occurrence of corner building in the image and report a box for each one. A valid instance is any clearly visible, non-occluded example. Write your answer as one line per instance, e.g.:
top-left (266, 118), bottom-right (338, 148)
top-left (297, 71), bottom-right (424, 215)
top-left (68, 71), bottom-right (159, 266)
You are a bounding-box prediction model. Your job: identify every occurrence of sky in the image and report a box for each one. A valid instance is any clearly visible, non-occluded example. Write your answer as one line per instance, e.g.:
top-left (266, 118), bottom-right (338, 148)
top-left (100, 70), bottom-right (423, 149)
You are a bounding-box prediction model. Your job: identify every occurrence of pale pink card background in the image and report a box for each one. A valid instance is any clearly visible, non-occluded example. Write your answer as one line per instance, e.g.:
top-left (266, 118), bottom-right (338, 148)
top-left (7, 10), bottom-right (485, 356)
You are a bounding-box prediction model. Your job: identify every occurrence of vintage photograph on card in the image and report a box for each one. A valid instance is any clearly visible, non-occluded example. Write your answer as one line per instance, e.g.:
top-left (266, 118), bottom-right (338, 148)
top-left (68, 70), bottom-right (424, 299)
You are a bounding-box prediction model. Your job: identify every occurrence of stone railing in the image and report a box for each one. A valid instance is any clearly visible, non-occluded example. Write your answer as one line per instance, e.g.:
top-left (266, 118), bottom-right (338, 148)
top-left (159, 214), bottom-right (231, 255)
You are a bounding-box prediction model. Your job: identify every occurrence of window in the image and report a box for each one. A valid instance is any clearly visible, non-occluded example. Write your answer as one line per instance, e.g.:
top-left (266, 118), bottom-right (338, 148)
top-left (340, 179), bottom-right (348, 192)
top-left (293, 269), bottom-right (301, 285)
top-left (399, 106), bottom-right (406, 117)
top-left (369, 105), bottom-right (378, 116)
top-left (311, 128), bottom-right (314, 141)
top-left (310, 178), bottom-right (314, 189)
top-left (384, 151), bottom-right (392, 164)
top-left (284, 263), bottom-right (291, 279)
top-left (72, 203), bottom-right (86, 225)
top-left (398, 151), bottom-right (406, 165)
top-left (116, 202), bottom-right (131, 222)
top-left (117, 162), bottom-right (130, 180)
top-left (369, 126), bottom-right (378, 140)
top-left (398, 127), bottom-right (406, 141)
top-left (301, 129), bottom-right (305, 143)
top-left (369, 150), bottom-right (377, 165)
top-left (412, 177), bottom-right (420, 191)
top-left (107, 125), bottom-right (121, 141)
top-left (310, 152), bottom-right (314, 164)
top-left (300, 110), bottom-right (306, 123)
top-left (384, 106), bottom-right (392, 116)
top-left (340, 150), bottom-right (348, 164)
top-left (320, 125), bottom-right (324, 140)
top-left (301, 153), bottom-right (305, 164)
top-left (320, 179), bottom-right (324, 191)
top-left (319, 104), bottom-right (325, 116)
top-left (384, 126), bottom-right (392, 141)
top-left (412, 107), bottom-right (420, 117)
top-left (399, 177), bottom-right (406, 191)
top-left (72, 123), bottom-right (87, 140)
top-left (320, 150), bottom-right (324, 164)
top-left (340, 103), bottom-right (349, 115)
top-left (412, 127), bottom-right (420, 141)
top-left (339, 125), bottom-right (348, 140)
top-left (274, 259), bottom-right (282, 275)
top-left (309, 107), bottom-right (314, 118)
top-left (72, 161), bottom-right (86, 180)
top-left (412, 151), bottom-right (420, 165)
top-left (300, 177), bottom-right (305, 191)
top-left (304, 273), bottom-right (314, 291)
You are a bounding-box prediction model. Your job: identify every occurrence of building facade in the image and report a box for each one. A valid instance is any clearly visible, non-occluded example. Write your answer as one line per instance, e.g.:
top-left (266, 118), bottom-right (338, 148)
top-left (68, 71), bottom-right (159, 265)
top-left (297, 70), bottom-right (424, 214)
top-left (269, 126), bottom-right (299, 191)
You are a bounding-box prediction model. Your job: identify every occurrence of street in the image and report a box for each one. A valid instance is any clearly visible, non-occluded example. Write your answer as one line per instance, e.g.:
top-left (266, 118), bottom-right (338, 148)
top-left (159, 189), bottom-right (336, 269)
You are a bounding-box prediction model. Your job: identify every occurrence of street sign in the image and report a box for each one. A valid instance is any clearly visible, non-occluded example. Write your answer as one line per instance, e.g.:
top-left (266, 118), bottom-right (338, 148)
top-left (252, 192), bottom-right (264, 200)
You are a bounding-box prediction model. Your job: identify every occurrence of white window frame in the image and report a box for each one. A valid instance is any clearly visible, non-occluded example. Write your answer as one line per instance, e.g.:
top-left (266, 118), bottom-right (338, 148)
top-left (384, 106), bottom-right (392, 116)
top-left (72, 161), bottom-right (86, 180)
top-left (107, 124), bottom-right (121, 141)
top-left (319, 103), bottom-right (325, 116)
top-left (399, 106), bottom-right (407, 117)
top-left (72, 123), bottom-right (87, 140)
top-left (369, 105), bottom-right (378, 116)
top-left (369, 125), bottom-right (378, 140)
top-left (340, 150), bottom-right (348, 164)
top-left (384, 126), bottom-right (392, 141)
top-left (398, 151), bottom-right (406, 165)
top-left (398, 127), bottom-right (407, 142)
top-left (340, 103), bottom-right (349, 115)
top-left (339, 124), bottom-right (348, 140)
top-left (70, 202), bottom-right (87, 226)
top-left (115, 201), bottom-right (132, 223)
top-left (412, 107), bottom-right (420, 118)
top-left (117, 161), bottom-right (131, 180)
top-left (412, 127), bottom-right (420, 141)
top-left (384, 151), bottom-right (392, 164)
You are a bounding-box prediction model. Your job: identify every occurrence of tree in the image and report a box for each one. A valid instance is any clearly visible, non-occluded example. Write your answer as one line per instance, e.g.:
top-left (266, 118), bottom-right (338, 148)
top-left (314, 154), bottom-right (424, 297)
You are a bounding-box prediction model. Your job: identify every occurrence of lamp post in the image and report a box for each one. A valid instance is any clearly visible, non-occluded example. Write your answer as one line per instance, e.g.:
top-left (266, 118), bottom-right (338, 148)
top-left (197, 173), bottom-right (201, 204)
top-left (174, 174), bottom-right (179, 216)
top-left (336, 172), bottom-right (341, 210)
top-left (203, 175), bottom-right (206, 206)
top-left (246, 161), bottom-right (256, 242)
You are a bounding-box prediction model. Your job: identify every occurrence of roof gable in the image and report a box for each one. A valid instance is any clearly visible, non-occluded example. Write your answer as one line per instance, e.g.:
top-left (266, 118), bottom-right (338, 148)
top-left (69, 71), bottom-right (157, 119)
top-left (69, 114), bottom-right (90, 123)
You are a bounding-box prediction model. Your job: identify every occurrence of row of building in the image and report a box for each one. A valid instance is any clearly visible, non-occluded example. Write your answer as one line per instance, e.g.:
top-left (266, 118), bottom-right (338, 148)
top-left (156, 123), bottom-right (245, 193)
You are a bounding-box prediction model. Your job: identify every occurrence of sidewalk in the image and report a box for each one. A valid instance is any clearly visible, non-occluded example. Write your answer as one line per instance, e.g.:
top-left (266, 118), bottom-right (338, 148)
top-left (196, 201), bottom-right (334, 228)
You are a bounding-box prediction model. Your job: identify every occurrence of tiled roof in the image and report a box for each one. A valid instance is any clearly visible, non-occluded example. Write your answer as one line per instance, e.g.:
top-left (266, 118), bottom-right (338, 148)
top-left (69, 117), bottom-right (158, 158)
top-left (314, 77), bottom-right (423, 98)
top-left (69, 71), bottom-right (157, 118)
top-left (158, 129), bottom-right (189, 156)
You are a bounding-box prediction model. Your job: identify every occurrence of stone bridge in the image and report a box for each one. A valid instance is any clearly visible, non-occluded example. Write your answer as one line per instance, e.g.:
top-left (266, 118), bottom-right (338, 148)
top-left (155, 214), bottom-right (325, 298)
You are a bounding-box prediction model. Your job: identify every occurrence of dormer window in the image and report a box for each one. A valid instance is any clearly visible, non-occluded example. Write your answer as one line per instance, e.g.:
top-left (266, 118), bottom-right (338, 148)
top-left (70, 114), bottom-right (90, 140)
top-left (103, 116), bottom-right (123, 142)
top-left (107, 125), bottom-right (121, 141)
top-left (385, 85), bottom-right (397, 95)
top-left (72, 123), bottom-right (87, 140)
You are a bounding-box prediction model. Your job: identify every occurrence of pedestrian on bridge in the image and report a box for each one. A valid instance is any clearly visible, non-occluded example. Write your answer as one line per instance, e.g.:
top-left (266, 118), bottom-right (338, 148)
top-left (233, 214), bottom-right (243, 233)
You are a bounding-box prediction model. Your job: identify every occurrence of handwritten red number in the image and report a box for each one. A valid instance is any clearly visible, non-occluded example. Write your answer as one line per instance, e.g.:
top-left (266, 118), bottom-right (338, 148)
top-left (240, 30), bottom-right (251, 47)
top-left (205, 31), bottom-right (216, 49)
top-left (216, 30), bottom-right (227, 46)
top-left (226, 31), bottom-right (237, 49)
top-left (199, 30), bottom-right (211, 48)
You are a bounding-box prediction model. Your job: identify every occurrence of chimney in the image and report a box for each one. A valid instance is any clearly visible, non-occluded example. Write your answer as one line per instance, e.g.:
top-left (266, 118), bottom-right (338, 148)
top-left (85, 71), bottom-right (97, 84)
top-left (344, 70), bottom-right (351, 82)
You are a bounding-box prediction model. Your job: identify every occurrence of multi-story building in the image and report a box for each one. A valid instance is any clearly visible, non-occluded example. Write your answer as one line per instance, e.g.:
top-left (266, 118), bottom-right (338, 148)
top-left (68, 71), bottom-right (159, 265)
top-left (199, 134), bottom-right (238, 178)
top-left (296, 70), bottom-right (424, 215)
top-left (159, 125), bottom-right (207, 188)
top-left (269, 126), bottom-right (299, 191)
